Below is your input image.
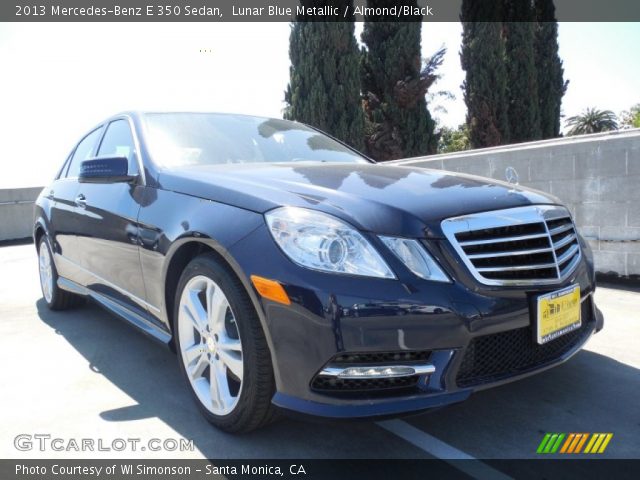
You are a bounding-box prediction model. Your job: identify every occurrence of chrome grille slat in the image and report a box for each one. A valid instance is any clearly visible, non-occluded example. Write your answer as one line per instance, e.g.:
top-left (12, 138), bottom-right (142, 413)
top-left (556, 244), bottom-right (580, 265)
top-left (559, 253), bottom-right (581, 276)
top-left (441, 206), bottom-right (582, 286)
top-left (477, 262), bottom-right (558, 272)
top-left (553, 232), bottom-right (577, 249)
top-left (548, 223), bottom-right (573, 236)
top-left (458, 232), bottom-right (549, 247)
top-left (467, 247), bottom-right (553, 259)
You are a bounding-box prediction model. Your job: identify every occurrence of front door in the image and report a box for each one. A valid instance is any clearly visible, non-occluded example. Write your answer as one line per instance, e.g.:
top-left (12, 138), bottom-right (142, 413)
top-left (73, 119), bottom-right (149, 315)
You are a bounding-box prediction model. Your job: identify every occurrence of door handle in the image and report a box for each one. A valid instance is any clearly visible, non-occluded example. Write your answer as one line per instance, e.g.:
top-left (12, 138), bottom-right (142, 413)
top-left (75, 193), bottom-right (87, 208)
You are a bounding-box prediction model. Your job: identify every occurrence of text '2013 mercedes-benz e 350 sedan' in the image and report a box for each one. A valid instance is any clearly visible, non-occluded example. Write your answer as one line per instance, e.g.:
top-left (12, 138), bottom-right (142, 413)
top-left (34, 112), bottom-right (604, 432)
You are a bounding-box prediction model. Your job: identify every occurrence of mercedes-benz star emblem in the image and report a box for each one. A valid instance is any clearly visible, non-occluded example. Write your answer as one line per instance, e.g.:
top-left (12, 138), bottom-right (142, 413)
top-left (505, 166), bottom-right (519, 186)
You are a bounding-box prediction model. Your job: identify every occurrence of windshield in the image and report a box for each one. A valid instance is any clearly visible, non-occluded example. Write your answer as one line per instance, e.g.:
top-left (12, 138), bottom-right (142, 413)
top-left (143, 113), bottom-right (368, 168)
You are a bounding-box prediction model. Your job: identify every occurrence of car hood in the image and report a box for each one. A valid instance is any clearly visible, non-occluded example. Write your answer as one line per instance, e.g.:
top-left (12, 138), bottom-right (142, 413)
top-left (158, 163), bottom-right (558, 237)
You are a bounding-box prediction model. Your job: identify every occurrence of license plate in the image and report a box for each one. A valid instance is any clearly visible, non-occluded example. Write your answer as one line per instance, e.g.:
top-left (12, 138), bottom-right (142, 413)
top-left (536, 285), bottom-right (581, 344)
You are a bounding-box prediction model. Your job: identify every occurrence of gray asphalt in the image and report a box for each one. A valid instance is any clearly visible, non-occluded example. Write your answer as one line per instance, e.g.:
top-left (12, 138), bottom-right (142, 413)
top-left (1, 243), bottom-right (638, 460)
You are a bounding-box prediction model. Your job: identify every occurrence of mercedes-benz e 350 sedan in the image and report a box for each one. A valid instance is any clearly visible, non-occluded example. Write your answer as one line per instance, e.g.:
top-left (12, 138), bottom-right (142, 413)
top-left (34, 112), bottom-right (603, 432)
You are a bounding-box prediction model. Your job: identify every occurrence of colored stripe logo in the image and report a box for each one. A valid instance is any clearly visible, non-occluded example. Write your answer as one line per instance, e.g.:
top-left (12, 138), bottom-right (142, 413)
top-left (537, 433), bottom-right (613, 454)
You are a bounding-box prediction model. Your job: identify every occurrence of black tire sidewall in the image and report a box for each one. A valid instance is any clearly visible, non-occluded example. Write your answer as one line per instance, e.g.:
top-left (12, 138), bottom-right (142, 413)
top-left (173, 254), bottom-right (272, 431)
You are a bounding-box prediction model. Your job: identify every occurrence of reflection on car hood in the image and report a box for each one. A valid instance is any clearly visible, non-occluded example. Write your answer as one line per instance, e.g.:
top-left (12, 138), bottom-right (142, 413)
top-left (158, 163), bottom-right (558, 237)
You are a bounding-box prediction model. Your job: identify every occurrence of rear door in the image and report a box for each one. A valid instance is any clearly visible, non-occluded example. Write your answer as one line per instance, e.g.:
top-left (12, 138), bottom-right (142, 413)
top-left (73, 118), bottom-right (150, 314)
top-left (49, 126), bottom-right (103, 281)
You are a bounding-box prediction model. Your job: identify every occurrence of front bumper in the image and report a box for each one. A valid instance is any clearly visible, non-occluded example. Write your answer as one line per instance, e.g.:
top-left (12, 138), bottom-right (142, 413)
top-left (229, 224), bottom-right (603, 419)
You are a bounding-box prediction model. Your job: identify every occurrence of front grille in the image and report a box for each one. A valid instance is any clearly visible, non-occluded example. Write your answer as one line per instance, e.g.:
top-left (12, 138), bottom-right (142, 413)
top-left (311, 350), bottom-right (431, 396)
top-left (456, 299), bottom-right (594, 387)
top-left (442, 206), bottom-right (581, 286)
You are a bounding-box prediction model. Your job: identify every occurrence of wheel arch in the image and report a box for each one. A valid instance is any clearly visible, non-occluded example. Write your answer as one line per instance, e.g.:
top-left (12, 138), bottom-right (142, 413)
top-left (162, 238), bottom-right (273, 355)
top-left (33, 219), bottom-right (49, 251)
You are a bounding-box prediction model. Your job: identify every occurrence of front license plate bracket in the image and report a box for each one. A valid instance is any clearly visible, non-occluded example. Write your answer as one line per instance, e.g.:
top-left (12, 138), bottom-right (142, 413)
top-left (536, 285), bottom-right (581, 345)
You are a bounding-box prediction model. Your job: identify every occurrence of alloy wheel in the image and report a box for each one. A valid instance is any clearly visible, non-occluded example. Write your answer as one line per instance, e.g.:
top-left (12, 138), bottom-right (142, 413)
top-left (177, 275), bottom-right (243, 415)
top-left (39, 243), bottom-right (53, 303)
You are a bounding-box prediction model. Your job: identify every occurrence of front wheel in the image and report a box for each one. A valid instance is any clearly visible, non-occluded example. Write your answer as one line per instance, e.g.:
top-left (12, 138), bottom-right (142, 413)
top-left (174, 254), bottom-right (276, 432)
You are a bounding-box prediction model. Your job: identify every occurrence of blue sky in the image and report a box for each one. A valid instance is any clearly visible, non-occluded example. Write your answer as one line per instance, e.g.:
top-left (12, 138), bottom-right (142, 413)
top-left (0, 22), bottom-right (638, 188)
top-left (420, 22), bottom-right (640, 129)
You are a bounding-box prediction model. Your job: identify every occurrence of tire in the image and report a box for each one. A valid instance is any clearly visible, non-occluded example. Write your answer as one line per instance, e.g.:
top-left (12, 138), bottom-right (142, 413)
top-left (38, 236), bottom-right (84, 310)
top-left (173, 253), bottom-right (277, 433)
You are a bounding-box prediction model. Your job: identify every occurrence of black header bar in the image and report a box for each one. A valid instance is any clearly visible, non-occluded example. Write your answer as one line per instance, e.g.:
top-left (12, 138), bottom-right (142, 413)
top-left (4, 0), bottom-right (640, 22)
top-left (2, 459), bottom-right (640, 480)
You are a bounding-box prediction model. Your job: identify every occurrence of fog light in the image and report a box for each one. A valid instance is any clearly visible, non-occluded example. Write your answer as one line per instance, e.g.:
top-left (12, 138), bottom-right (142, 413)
top-left (319, 364), bottom-right (435, 379)
top-left (339, 366), bottom-right (414, 378)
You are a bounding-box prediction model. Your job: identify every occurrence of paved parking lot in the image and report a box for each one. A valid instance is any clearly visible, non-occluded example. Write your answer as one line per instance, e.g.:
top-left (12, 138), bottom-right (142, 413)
top-left (1, 243), bottom-right (638, 462)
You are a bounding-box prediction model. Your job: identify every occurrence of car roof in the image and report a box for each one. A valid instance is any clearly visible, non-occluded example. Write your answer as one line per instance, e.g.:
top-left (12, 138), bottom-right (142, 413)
top-left (110, 110), bottom-right (284, 124)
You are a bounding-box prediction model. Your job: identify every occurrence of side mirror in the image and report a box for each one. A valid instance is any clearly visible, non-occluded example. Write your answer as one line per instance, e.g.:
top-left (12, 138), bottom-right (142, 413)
top-left (79, 156), bottom-right (137, 184)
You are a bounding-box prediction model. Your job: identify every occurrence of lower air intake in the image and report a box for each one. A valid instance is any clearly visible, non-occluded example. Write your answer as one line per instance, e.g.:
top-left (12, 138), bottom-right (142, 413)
top-left (456, 299), bottom-right (594, 387)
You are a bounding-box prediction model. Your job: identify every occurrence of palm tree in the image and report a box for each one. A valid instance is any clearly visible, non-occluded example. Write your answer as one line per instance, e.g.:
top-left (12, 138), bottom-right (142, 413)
top-left (565, 108), bottom-right (618, 135)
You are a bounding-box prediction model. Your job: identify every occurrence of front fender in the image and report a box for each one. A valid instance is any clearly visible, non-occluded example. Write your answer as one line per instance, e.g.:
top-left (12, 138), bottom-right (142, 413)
top-left (137, 187), bottom-right (272, 351)
top-left (33, 189), bottom-right (52, 248)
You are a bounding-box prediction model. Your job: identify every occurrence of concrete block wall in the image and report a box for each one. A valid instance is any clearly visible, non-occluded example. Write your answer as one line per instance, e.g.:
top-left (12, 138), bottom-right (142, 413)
top-left (0, 187), bottom-right (43, 242)
top-left (395, 129), bottom-right (640, 278)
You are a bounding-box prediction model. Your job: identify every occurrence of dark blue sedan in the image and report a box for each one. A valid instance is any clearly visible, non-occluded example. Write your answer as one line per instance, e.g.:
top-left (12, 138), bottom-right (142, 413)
top-left (33, 112), bottom-right (603, 432)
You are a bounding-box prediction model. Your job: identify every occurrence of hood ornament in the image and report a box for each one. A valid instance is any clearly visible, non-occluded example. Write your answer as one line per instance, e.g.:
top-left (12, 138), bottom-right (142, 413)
top-left (505, 166), bottom-right (519, 186)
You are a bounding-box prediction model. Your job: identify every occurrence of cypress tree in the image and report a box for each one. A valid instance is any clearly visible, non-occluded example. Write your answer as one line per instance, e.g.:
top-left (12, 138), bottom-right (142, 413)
top-left (284, 1), bottom-right (364, 149)
top-left (535, 0), bottom-right (567, 139)
top-left (504, 0), bottom-right (541, 143)
top-left (361, 0), bottom-right (438, 161)
top-left (461, 0), bottom-right (510, 148)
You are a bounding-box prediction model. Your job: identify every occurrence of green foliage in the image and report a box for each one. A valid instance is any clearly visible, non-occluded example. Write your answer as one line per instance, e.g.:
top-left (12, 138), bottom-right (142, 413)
top-left (620, 104), bottom-right (640, 129)
top-left (284, 2), bottom-right (364, 150)
top-left (534, 0), bottom-right (567, 139)
top-left (361, 0), bottom-right (439, 161)
top-left (565, 108), bottom-right (618, 135)
top-left (438, 124), bottom-right (470, 153)
top-left (461, 0), bottom-right (566, 148)
top-left (504, 0), bottom-right (540, 143)
top-left (461, 1), bottom-right (510, 148)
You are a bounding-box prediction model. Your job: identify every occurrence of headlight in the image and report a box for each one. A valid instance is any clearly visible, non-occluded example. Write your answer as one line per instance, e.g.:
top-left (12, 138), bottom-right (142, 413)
top-left (265, 207), bottom-right (395, 279)
top-left (379, 236), bottom-right (450, 283)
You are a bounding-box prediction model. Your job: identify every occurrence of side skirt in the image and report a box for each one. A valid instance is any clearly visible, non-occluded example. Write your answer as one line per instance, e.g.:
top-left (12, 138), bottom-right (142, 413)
top-left (57, 277), bottom-right (172, 345)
